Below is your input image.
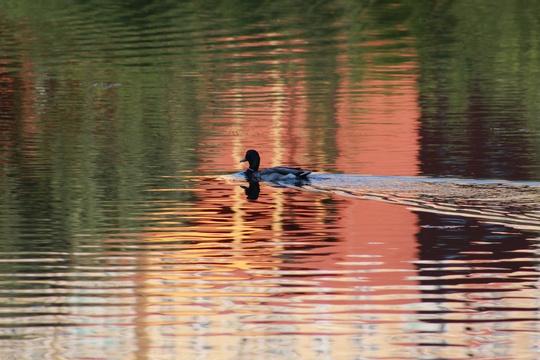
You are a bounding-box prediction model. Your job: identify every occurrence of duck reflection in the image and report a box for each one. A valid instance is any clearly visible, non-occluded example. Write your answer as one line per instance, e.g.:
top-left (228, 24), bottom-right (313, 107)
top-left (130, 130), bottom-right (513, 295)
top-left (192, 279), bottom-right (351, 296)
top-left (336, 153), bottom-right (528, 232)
top-left (240, 177), bottom-right (312, 201)
top-left (241, 181), bottom-right (260, 200)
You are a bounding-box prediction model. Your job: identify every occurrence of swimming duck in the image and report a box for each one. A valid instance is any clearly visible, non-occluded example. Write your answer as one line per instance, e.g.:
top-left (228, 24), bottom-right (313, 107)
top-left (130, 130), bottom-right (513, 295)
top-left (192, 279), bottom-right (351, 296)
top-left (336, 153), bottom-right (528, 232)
top-left (240, 149), bottom-right (311, 182)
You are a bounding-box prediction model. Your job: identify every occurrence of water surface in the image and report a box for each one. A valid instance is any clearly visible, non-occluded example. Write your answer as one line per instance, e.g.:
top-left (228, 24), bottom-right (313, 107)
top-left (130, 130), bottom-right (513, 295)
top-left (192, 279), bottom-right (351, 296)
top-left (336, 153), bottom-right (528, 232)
top-left (1, 1), bottom-right (540, 359)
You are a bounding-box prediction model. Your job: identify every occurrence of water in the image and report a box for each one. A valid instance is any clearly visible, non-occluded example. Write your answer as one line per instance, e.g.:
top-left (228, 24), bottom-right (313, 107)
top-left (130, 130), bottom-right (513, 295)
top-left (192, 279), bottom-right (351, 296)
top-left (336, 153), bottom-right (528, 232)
top-left (1, 1), bottom-right (540, 359)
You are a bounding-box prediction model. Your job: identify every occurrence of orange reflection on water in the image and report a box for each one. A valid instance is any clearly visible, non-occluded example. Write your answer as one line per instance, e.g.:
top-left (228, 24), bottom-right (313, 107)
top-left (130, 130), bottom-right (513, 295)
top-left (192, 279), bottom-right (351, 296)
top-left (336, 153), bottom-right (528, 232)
top-left (335, 56), bottom-right (419, 176)
top-left (128, 32), bottom-right (424, 356)
top-left (101, 29), bottom-right (425, 358)
top-left (199, 34), bottom-right (420, 177)
top-left (108, 175), bottom-right (423, 359)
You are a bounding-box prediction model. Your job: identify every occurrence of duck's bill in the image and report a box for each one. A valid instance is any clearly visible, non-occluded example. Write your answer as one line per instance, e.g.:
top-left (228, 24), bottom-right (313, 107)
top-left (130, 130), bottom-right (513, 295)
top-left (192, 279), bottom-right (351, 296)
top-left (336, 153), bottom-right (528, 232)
top-left (240, 158), bottom-right (247, 162)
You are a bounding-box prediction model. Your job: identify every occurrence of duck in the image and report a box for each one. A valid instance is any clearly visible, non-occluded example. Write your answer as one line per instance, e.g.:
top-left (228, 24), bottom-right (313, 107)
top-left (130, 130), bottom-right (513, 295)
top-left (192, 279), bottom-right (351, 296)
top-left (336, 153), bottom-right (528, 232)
top-left (239, 149), bottom-right (311, 182)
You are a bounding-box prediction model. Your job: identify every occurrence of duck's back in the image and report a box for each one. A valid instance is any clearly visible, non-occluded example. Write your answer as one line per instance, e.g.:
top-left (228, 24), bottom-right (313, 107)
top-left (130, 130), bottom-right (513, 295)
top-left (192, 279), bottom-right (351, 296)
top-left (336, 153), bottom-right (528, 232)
top-left (258, 166), bottom-right (311, 181)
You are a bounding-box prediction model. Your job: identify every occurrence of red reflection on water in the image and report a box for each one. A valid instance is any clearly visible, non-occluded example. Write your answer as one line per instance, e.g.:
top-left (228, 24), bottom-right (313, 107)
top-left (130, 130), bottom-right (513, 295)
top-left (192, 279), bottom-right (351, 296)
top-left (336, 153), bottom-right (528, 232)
top-left (192, 35), bottom-right (421, 301)
top-left (335, 59), bottom-right (419, 176)
top-left (200, 41), bottom-right (420, 176)
top-left (138, 179), bottom-right (420, 306)
top-left (118, 32), bottom-right (423, 354)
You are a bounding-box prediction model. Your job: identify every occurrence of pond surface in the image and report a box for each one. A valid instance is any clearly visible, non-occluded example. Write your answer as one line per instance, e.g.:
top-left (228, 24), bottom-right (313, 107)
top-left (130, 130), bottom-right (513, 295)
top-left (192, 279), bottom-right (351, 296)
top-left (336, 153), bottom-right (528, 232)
top-left (1, 1), bottom-right (540, 359)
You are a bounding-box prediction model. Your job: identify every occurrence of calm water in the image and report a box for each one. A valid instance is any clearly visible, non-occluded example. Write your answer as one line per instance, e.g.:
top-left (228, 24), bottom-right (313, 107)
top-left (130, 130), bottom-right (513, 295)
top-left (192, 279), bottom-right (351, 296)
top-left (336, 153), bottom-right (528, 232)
top-left (1, 1), bottom-right (540, 359)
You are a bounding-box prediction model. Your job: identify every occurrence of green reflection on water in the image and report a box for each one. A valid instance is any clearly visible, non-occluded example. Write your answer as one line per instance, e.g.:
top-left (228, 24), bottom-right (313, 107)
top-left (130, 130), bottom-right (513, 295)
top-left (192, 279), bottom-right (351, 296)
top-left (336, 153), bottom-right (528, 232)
top-left (0, 0), bottom-right (539, 247)
top-left (0, 2), bottom-right (540, 359)
top-left (412, 1), bottom-right (540, 178)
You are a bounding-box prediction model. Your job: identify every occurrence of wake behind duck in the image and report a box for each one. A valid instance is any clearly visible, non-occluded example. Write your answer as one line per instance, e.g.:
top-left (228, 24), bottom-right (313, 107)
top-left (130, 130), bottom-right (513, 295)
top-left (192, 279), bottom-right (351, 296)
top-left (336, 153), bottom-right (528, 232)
top-left (227, 155), bottom-right (540, 229)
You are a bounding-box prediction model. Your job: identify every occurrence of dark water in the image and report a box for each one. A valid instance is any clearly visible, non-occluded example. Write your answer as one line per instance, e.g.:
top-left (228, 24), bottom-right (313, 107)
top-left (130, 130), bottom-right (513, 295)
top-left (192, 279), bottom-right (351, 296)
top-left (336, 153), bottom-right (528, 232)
top-left (1, 1), bottom-right (540, 359)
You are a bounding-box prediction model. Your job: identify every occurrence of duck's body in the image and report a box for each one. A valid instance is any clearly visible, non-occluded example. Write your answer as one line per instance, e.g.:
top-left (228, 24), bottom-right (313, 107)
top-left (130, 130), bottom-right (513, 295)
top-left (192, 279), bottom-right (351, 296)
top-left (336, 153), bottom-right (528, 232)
top-left (240, 150), bottom-right (311, 182)
top-left (247, 166), bottom-right (311, 182)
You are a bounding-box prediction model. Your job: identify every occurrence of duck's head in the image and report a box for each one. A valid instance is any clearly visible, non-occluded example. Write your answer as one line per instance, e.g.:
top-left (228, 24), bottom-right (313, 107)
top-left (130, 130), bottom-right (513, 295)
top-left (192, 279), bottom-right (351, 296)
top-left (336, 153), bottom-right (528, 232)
top-left (240, 149), bottom-right (260, 172)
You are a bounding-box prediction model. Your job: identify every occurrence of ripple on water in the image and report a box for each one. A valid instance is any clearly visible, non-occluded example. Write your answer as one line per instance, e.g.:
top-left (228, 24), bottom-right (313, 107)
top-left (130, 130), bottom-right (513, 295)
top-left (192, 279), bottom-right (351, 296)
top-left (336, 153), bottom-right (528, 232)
top-left (0, 174), bottom-right (539, 359)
